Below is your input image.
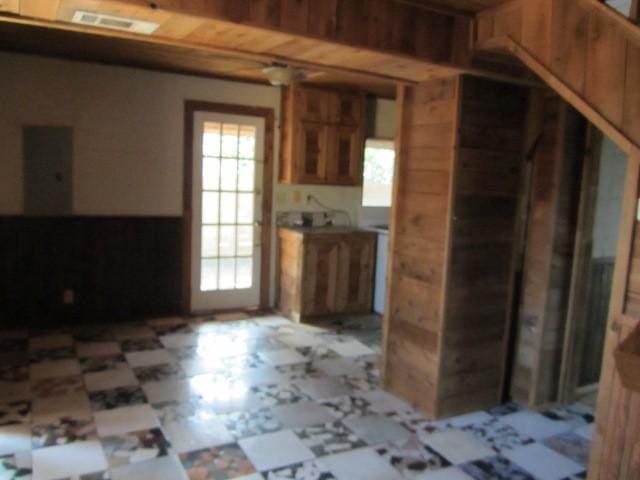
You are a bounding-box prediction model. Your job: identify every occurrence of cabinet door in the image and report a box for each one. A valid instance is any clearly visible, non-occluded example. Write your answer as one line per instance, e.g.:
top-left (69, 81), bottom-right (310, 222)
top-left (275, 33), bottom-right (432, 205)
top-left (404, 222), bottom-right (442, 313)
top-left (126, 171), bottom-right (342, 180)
top-left (295, 122), bottom-right (328, 183)
top-left (302, 237), bottom-right (339, 316)
top-left (330, 92), bottom-right (364, 125)
top-left (336, 235), bottom-right (376, 313)
top-left (327, 125), bottom-right (364, 186)
top-left (296, 87), bottom-right (331, 123)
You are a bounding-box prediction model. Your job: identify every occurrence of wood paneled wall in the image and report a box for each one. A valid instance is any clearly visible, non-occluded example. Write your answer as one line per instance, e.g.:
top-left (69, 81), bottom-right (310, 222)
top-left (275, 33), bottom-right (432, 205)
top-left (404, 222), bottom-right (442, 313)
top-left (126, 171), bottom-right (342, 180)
top-left (382, 76), bottom-right (460, 417)
top-left (0, 216), bottom-right (183, 326)
top-left (383, 74), bottom-right (528, 418)
top-left (510, 99), bottom-right (586, 406)
top-left (476, 0), bottom-right (640, 154)
top-left (442, 76), bottom-right (528, 415)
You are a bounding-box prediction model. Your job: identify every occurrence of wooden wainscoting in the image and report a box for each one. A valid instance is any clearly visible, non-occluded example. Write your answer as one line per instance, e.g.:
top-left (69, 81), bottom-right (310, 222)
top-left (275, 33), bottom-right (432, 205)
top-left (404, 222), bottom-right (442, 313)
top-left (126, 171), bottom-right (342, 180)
top-left (0, 216), bottom-right (183, 326)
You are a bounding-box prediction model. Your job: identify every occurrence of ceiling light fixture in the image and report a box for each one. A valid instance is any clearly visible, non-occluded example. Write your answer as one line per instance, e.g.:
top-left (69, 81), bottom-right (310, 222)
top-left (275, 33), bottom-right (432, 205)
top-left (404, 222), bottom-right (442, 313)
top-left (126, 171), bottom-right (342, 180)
top-left (262, 65), bottom-right (306, 86)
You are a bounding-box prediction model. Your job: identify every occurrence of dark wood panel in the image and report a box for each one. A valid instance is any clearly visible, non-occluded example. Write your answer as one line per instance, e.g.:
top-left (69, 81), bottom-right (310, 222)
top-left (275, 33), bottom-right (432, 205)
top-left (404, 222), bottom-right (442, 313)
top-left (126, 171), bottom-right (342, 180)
top-left (579, 257), bottom-right (614, 386)
top-left (438, 75), bottom-right (528, 416)
top-left (0, 216), bottom-right (183, 326)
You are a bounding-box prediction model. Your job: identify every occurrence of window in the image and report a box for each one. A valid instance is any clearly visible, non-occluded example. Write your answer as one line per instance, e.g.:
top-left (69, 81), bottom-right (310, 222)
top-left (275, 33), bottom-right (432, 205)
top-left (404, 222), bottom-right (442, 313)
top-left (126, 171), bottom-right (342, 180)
top-left (362, 139), bottom-right (395, 207)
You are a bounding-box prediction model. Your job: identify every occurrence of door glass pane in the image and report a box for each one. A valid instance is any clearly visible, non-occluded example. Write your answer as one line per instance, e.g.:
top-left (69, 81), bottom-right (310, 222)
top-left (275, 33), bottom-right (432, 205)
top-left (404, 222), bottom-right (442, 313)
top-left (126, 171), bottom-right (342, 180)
top-left (219, 258), bottom-right (235, 290)
top-left (219, 226), bottom-right (236, 257)
top-left (202, 123), bottom-right (221, 157)
top-left (238, 161), bottom-right (254, 192)
top-left (236, 258), bottom-right (252, 288)
top-left (239, 126), bottom-right (256, 159)
top-left (202, 226), bottom-right (218, 258)
top-left (201, 259), bottom-right (218, 291)
top-left (237, 193), bottom-right (254, 224)
top-left (202, 192), bottom-right (219, 224)
top-left (220, 193), bottom-right (237, 224)
top-left (237, 226), bottom-right (253, 256)
top-left (222, 124), bottom-right (239, 157)
top-left (203, 157), bottom-right (220, 190)
top-left (220, 159), bottom-right (237, 191)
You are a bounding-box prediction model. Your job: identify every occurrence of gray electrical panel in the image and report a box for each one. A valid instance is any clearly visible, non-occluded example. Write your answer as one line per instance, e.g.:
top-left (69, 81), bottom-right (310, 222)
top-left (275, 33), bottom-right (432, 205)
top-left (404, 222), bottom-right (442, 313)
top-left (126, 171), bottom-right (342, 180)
top-left (23, 126), bottom-right (73, 215)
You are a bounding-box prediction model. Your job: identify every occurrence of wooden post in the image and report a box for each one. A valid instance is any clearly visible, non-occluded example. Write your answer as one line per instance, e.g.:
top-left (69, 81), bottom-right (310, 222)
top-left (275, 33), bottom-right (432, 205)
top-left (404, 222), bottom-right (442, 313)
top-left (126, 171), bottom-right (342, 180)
top-left (558, 126), bottom-right (603, 403)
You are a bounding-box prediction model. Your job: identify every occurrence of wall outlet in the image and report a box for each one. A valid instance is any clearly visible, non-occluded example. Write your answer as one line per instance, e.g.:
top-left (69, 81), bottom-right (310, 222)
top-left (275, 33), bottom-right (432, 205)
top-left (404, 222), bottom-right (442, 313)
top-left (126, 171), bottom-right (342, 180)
top-left (293, 191), bottom-right (302, 204)
top-left (63, 289), bottom-right (75, 305)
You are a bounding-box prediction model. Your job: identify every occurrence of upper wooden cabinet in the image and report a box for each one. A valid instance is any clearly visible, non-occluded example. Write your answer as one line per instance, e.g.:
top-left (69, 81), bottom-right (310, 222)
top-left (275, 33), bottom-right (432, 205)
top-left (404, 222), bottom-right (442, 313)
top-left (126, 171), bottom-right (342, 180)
top-left (280, 85), bottom-right (365, 185)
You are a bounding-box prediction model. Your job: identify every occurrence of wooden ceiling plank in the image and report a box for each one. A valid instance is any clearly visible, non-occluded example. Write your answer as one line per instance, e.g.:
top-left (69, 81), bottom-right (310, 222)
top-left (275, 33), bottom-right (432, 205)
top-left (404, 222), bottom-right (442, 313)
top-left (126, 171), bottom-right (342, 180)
top-left (0, 0), bottom-right (20, 14)
top-left (20, 0), bottom-right (60, 19)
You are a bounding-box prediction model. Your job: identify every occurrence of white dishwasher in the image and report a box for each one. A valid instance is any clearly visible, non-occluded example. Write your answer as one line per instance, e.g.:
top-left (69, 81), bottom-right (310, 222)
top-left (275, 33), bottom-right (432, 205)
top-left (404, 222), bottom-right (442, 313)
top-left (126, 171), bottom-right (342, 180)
top-left (373, 229), bottom-right (389, 314)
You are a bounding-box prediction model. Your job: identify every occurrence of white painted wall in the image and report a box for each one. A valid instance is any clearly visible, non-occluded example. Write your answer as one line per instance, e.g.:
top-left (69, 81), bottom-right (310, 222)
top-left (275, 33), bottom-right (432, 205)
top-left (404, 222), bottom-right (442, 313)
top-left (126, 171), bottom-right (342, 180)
top-left (593, 136), bottom-right (627, 259)
top-left (0, 51), bottom-right (282, 216)
top-left (0, 51), bottom-right (393, 306)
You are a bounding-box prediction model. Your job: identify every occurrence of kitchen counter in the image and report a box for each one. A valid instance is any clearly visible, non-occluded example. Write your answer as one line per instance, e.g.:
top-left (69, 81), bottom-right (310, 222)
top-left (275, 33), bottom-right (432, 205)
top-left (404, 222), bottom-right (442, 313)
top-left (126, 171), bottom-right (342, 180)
top-left (363, 225), bottom-right (389, 235)
top-left (277, 227), bottom-right (376, 322)
top-left (278, 225), bottom-right (371, 235)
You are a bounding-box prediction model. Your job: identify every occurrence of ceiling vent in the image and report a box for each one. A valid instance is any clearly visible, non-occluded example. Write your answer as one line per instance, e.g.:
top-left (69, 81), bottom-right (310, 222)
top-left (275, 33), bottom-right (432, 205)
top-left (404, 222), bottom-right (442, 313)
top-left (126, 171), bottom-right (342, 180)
top-left (71, 10), bottom-right (159, 35)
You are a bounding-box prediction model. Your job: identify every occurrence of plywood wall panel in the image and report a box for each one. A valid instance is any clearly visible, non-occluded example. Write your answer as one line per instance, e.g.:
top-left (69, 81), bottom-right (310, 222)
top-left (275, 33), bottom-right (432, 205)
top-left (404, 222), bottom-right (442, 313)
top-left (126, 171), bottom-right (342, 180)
top-left (550, 0), bottom-right (589, 93)
top-left (585, 12), bottom-right (627, 128)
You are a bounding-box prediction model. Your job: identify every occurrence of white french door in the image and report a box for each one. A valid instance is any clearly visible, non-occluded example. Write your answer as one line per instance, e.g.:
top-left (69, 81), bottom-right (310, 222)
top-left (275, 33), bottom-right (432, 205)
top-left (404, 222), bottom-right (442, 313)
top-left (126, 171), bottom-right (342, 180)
top-left (190, 111), bottom-right (265, 312)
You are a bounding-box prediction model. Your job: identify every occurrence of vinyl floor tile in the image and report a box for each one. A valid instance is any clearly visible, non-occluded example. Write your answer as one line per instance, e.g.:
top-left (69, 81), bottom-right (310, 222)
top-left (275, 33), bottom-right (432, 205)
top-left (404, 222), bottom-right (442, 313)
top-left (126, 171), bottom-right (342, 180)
top-left (220, 407), bottom-right (284, 439)
top-left (272, 401), bottom-right (335, 429)
top-left (321, 447), bottom-right (403, 480)
top-left (163, 417), bottom-right (233, 454)
top-left (32, 415), bottom-right (96, 449)
top-left (295, 421), bottom-right (366, 457)
top-left (32, 440), bottom-right (108, 480)
top-left (110, 454), bottom-right (188, 480)
top-left (94, 404), bottom-right (160, 437)
top-left (263, 459), bottom-right (336, 480)
top-left (502, 443), bottom-right (584, 480)
top-left (179, 443), bottom-right (257, 479)
top-left (100, 428), bottom-right (170, 468)
top-left (238, 430), bottom-right (314, 472)
top-left (0, 401), bottom-right (30, 426)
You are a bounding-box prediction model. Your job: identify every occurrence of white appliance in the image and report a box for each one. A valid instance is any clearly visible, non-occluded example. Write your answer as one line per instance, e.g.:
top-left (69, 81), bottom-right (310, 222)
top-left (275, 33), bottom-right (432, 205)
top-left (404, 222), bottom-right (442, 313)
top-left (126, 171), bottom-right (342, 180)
top-left (373, 229), bottom-right (389, 314)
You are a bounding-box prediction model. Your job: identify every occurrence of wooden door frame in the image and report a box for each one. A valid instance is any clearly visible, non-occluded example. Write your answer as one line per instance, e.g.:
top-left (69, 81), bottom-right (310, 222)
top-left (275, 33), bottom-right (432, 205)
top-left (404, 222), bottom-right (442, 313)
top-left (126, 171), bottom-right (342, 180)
top-left (558, 126), bottom-right (604, 402)
top-left (182, 100), bottom-right (275, 314)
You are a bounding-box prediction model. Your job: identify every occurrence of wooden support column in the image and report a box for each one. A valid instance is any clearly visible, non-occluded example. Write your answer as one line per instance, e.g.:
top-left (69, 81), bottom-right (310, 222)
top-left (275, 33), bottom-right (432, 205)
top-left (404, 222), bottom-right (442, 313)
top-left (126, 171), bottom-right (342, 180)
top-left (382, 76), bottom-right (460, 417)
top-left (382, 75), bottom-right (529, 418)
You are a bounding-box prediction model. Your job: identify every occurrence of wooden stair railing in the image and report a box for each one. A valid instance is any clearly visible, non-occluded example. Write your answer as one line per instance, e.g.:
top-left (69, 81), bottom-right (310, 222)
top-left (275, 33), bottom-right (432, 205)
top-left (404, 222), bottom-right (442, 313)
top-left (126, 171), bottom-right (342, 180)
top-left (475, 0), bottom-right (640, 155)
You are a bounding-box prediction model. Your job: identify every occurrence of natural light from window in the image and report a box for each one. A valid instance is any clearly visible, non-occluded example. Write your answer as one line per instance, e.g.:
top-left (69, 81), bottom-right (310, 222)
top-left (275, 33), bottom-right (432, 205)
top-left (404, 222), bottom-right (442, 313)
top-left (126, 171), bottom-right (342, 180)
top-left (362, 139), bottom-right (395, 207)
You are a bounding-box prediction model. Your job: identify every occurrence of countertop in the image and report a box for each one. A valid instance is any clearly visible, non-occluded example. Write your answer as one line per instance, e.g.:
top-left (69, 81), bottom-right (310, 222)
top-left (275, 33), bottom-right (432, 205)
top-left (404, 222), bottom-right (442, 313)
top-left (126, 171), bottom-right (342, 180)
top-left (278, 225), bottom-right (375, 235)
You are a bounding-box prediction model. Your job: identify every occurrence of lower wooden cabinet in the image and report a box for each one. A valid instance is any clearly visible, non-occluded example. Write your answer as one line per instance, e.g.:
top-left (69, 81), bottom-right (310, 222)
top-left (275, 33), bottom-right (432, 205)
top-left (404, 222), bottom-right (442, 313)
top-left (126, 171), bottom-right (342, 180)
top-left (278, 228), bottom-right (376, 322)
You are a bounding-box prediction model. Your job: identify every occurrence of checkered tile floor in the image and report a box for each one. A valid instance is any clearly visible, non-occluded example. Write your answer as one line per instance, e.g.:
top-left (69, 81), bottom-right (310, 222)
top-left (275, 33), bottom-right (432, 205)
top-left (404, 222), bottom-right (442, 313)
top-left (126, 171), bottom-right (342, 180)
top-left (0, 313), bottom-right (594, 480)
